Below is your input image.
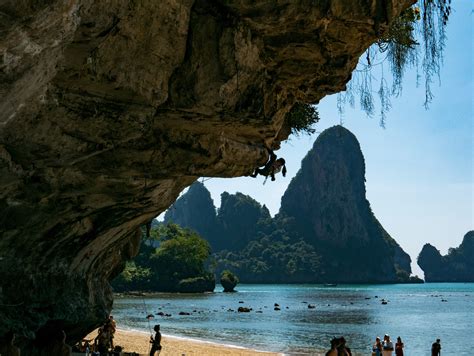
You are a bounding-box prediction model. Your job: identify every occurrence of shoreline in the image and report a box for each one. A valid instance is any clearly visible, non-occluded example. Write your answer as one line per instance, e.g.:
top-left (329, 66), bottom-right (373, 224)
top-left (86, 328), bottom-right (284, 355)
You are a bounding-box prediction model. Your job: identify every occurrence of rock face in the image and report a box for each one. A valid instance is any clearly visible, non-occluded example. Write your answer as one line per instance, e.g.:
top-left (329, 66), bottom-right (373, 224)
top-left (166, 184), bottom-right (271, 251)
top-left (165, 126), bottom-right (412, 283)
top-left (217, 192), bottom-right (272, 251)
top-left (418, 231), bottom-right (474, 282)
top-left (0, 0), bottom-right (413, 346)
top-left (279, 125), bottom-right (411, 282)
top-left (164, 181), bottom-right (219, 246)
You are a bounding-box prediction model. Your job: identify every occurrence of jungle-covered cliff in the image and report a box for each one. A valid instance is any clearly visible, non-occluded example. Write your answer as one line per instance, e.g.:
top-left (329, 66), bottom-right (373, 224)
top-left (279, 126), bottom-right (412, 282)
top-left (165, 126), bottom-right (414, 283)
top-left (418, 231), bottom-right (474, 282)
top-left (0, 0), bottom-right (414, 349)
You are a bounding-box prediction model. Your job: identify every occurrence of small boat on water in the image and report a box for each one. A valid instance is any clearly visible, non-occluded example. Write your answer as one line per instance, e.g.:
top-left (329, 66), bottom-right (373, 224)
top-left (323, 283), bottom-right (338, 287)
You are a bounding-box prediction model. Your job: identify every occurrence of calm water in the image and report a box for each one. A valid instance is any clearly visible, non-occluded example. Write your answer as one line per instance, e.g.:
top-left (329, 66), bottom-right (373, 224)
top-left (113, 283), bottom-right (474, 355)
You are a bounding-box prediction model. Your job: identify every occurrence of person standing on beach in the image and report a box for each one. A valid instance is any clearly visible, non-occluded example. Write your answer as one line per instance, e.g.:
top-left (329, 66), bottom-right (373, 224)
top-left (94, 324), bottom-right (113, 355)
top-left (382, 334), bottom-right (394, 356)
top-left (150, 324), bottom-right (162, 355)
top-left (431, 338), bottom-right (441, 356)
top-left (395, 336), bottom-right (404, 356)
top-left (325, 337), bottom-right (351, 356)
top-left (108, 315), bottom-right (117, 334)
top-left (372, 336), bottom-right (382, 356)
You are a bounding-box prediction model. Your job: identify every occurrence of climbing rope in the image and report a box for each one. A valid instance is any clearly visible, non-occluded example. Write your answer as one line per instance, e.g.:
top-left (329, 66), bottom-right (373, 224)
top-left (142, 297), bottom-right (153, 354)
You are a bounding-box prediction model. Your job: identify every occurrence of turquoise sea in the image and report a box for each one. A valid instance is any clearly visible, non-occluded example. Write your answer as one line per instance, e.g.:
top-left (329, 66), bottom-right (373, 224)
top-left (113, 283), bottom-right (474, 355)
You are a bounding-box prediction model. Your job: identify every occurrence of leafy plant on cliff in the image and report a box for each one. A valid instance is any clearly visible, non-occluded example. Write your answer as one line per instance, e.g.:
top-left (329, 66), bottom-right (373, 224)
top-left (338, 0), bottom-right (452, 126)
top-left (285, 103), bottom-right (320, 136)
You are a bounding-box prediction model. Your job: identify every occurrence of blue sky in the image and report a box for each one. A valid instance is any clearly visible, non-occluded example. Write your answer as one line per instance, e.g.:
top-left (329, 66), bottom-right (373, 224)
top-left (163, 1), bottom-right (473, 277)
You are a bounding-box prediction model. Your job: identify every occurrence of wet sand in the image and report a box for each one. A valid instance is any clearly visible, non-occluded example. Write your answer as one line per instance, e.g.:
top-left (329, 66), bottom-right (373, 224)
top-left (86, 328), bottom-right (282, 355)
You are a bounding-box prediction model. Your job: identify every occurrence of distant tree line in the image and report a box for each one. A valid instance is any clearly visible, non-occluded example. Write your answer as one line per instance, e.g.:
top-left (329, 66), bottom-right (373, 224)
top-left (112, 223), bottom-right (215, 293)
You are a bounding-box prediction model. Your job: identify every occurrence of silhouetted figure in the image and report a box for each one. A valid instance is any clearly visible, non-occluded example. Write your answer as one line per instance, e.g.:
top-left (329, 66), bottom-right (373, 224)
top-left (431, 338), bottom-right (441, 356)
top-left (149, 324), bottom-right (162, 356)
top-left (95, 323), bottom-right (114, 355)
top-left (76, 339), bottom-right (93, 353)
top-left (146, 220), bottom-right (152, 238)
top-left (108, 315), bottom-right (117, 334)
top-left (340, 337), bottom-right (352, 356)
top-left (250, 149), bottom-right (286, 182)
top-left (325, 337), bottom-right (351, 356)
top-left (395, 336), bottom-right (404, 356)
top-left (0, 331), bottom-right (20, 356)
top-left (49, 330), bottom-right (71, 356)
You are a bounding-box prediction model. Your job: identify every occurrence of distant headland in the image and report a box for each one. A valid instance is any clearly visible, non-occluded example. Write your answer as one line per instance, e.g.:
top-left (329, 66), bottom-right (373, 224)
top-left (165, 126), bottom-right (422, 284)
top-left (418, 231), bottom-right (474, 282)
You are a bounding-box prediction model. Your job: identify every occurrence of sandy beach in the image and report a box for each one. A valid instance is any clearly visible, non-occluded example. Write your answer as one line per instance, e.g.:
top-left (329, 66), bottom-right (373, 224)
top-left (85, 328), bottom-right (281, 355)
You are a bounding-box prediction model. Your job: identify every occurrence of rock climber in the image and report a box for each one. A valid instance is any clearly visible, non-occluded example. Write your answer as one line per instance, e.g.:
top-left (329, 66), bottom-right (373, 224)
top-left (250, 149), bottom-right (287, 182)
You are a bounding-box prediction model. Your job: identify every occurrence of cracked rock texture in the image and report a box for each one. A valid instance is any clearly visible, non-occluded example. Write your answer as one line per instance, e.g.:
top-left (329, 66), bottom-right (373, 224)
top-left (0, 0), bottom-right (412, 348)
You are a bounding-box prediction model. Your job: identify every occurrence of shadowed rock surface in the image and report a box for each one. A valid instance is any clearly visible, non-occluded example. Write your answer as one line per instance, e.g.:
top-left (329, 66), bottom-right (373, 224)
top-left (279, 126), bottom-right (412, 282)
top-left (165, 183), bottom-right (271, 252)
top-left (418, 231), bottom-right (474, 282)
top-left (164, 181), bottom-right (220, 248)
top-left (0, 0), bottom-right (412, 346)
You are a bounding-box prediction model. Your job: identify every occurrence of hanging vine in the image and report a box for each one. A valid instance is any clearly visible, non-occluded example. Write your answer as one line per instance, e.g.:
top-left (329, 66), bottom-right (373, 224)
top-left (338, 0), bottom-right (452, 126)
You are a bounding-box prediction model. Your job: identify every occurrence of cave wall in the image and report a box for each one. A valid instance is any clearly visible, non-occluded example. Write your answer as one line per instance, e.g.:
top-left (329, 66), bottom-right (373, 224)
top-left (0, 0), bottom-right (413, 345)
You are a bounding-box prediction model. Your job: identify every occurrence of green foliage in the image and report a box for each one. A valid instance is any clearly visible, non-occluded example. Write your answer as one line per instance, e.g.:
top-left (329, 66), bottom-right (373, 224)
top-left (220, 270), bottom-right (239, 292)
top-left (214, 221), bottom-right (322, 283)
top-left (285, 103), bottom-right (320, 136)
top-left (112, 261), bottom-right (152, 291)
top-left (338, 0), bottom-right (452, 126)
top-left (178, 275), bottom-right (215, 293)
top-left (112, 223), bottom-right (215, 292)
top-left (151, 224), bottom-right (211, 282)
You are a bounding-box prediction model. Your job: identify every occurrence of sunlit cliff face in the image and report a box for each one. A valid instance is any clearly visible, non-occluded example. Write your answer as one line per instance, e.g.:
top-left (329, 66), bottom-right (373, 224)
top-left (0, 0), bottom-right (413, 345)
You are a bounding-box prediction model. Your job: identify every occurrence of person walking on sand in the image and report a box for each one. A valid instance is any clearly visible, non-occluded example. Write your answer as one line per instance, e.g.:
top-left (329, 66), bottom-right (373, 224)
top-left (150, 324), bottom-right (162, 356)
top-left (431, 338), bottom-right (441, 356)
top-left (382, 334), bottom-right (394, 356)
top-left (372, 336), bottom-right (382, 356)
top-left (395, 337), bottom-right (404, 356)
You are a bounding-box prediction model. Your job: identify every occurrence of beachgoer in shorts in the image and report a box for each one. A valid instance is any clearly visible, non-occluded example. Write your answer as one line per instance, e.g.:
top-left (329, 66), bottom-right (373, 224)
top-left (382, 334), bottom-right (394, 356)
